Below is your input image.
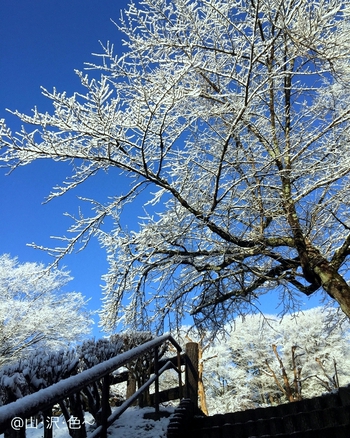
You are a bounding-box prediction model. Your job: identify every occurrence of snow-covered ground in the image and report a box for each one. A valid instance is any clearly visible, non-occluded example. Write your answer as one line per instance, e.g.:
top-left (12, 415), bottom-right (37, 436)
top-left (0, 406), bottom-right (175, 438)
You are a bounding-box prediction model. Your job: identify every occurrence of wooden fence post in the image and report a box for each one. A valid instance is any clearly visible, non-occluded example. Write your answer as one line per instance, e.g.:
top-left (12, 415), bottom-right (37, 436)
top-left (4, 428), bottom-right (25, 438)
top-left (4, 420), bottom-right (25, 438)
top-left (185, 343), bottom-right (199, 408)
top-left (99, 375), bottom-right (111, 438)
top-left (43, 407), bottom-right (53, 438)
top-left (154, 347), bottom-right (160, 415)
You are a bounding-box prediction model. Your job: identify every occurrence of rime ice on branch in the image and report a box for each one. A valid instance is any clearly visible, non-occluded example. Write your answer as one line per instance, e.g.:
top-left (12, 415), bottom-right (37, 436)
top-left (2, 0), bottom-right (350, 332)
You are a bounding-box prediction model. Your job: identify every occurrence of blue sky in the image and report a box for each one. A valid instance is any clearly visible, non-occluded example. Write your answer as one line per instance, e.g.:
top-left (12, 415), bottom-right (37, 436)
top-left (0, 0), bottom-right (323, 339)
top-left (0, 0), bottom-right (132, 338)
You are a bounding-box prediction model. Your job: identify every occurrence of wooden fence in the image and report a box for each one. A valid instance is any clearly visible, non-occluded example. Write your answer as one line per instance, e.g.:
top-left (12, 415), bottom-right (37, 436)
top-left (0, 335), bottom-right (198, 438)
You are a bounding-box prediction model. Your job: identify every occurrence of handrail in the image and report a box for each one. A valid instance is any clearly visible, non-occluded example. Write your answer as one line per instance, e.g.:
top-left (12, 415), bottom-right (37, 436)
top-left (88, 360), bottom-right (176, 438)
top-left (0, 333), bottom-right (183, 435)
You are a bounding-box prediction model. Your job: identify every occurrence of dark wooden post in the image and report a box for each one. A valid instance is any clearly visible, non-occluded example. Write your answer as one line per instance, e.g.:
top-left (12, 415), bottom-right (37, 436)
top-left (154, 347), bottom-right (160, 415)
top-left (43, 407), bottom-right (53, 438)
top-left (67, 392), bottom-right (87, 438)
top-left (185, 342), bottom-right (199, 408)
top-left (99, 375), bottom-right (111, 438)
top-left (4, 422), bottom-right (25, 438)
top-left (177, 348), bottom-right (183, 399)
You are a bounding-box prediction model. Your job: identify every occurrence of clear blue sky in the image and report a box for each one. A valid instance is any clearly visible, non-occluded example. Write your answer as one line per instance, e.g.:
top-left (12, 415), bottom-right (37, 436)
top-left (0, 0), bottom-right (322, 339)
top-left (0, 0), bottom-right (133, 338)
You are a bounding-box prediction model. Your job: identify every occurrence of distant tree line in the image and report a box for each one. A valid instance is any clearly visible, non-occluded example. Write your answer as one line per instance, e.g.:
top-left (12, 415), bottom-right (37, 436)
top-left (161, 307), bottom-right (350, 414)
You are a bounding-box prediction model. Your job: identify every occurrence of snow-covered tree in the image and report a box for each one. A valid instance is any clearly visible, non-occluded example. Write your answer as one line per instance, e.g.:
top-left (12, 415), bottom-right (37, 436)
top-left (2, 0), bottom-right (350, 331)
top-left (201, 307), bottom-right (350, 414)
top-left (0, 254), bottom-right (93, 365)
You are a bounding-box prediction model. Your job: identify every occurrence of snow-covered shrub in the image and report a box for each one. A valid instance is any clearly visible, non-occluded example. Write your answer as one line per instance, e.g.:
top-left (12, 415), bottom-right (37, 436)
top-left (0, 363), bottom-right (29, 405)
top-left (75, 336), bottom-right (124, 421)
top-left (23, 349), bottom-right (79, 390)
top-left (78, 336), bottom-right (124, 370)
top-left (0, 337), bottom-right (125, 408)
top-left (0, 349), bottom-right (79, 406)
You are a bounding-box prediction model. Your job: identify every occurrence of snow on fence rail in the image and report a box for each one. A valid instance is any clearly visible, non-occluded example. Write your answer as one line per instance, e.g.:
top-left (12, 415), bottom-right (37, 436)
top-left (0, 334), bottom-right (197, 438)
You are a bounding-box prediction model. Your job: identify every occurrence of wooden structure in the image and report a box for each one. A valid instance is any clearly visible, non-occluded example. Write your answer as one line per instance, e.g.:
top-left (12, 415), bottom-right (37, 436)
top-left (0, 335), bottom-right (199, 438)
top-left (167, 384), bottom-right (350, 437)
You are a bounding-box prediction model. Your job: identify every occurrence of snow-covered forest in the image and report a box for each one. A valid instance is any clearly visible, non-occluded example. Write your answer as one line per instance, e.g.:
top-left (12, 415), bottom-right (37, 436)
top-left (188, 307), bottom-right (350, 414)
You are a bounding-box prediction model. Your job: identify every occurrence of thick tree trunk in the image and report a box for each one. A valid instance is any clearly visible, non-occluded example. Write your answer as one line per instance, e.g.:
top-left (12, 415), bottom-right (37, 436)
top-left (314, 262), bottom-right (350, 318)
top-left (285, 198), bottom-right (350, 318)
top-left (283, 185), bottom-right (350, 319)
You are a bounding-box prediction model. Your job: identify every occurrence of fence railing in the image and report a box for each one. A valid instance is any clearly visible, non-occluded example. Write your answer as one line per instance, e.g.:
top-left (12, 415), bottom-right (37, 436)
top-left (0, 334), bottom-right (198, 438)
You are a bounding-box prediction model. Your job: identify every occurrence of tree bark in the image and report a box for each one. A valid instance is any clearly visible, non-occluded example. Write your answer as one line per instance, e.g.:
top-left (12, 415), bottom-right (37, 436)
top-left (314, 262), bottom-right (350, 318)
top-left (272, 344), bottom-right (295, 403)
top-left (198, 345), bottom-right (209, 415)
top-left (291, 346), bottom-right (302, 401)
top-left (126, 373), bottom-right (137, 405)
top-left (284, 190), bottom-right (350, 319)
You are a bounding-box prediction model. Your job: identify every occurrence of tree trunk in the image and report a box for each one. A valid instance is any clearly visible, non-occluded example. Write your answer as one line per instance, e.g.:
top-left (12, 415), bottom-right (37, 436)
top-left (283, 189), bottom-right (350, 319)
top-left (291, 346), bottom-right (302, 401)
top-left (126, 373), bottom-right (137, 405)
top-left (314, 262), bottom-right (350, 318)
top-left (271, 344), bottom-right (295, 403)
top-left (198, 345), bottom-right (209, 415)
